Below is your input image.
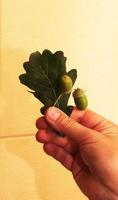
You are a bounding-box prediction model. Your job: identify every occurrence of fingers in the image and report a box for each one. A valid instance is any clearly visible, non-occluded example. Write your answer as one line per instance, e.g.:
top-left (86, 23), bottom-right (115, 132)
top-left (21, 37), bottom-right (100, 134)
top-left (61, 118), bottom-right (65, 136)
top-left (45, 107), bottom-right (101, 145)
top-left (43, 143), bottom-right (74, 171)
top-left (36, 117), bottom-right (49, 129)
top-left (71, 107), bottom-right (113, 132)
top-left (71, 154), bottom-right (85, 179)
top-left (35, 115), bottom-right (78, 155)
top-left (36, 107), bottom-right (113, 134)
top-left (35, 107), bottom-right (109, 156)
top-left (36, 129), bottom-right (77, 155)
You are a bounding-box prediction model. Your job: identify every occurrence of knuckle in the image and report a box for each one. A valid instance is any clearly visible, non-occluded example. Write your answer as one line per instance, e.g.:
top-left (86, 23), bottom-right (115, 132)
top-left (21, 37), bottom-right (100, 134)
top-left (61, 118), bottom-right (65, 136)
top-left (59, 116), bottom-right (75, 130)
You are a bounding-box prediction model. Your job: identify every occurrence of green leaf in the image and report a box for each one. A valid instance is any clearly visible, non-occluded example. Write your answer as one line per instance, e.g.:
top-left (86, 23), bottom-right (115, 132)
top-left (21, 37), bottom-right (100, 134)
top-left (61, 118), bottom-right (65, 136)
top-left (40, 50), bottom-right (67, 92)
top-left (29, 51), bottom-right (42, 67)
top-left (67, 69), bottom-right (77, 85)
top-left (19, 49), bottom-right (77, 115)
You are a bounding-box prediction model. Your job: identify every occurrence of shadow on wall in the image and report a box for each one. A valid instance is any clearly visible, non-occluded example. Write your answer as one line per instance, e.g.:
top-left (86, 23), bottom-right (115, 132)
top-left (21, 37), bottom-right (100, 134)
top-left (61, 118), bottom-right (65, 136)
top-left (4, 138), bottom-right (50, 200)
top-left (4, 137), bottom-right (77, 200)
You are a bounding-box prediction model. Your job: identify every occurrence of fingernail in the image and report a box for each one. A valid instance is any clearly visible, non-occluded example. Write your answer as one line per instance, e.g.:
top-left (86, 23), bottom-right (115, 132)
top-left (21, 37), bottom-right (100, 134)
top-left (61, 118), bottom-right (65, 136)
top-left (47, 107), bottom-right (61, 121)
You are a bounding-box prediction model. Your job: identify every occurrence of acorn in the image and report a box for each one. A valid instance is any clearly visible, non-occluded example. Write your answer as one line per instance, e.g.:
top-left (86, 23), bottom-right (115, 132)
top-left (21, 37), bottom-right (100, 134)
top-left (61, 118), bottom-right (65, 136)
top-left (60, 75), bottom-right (73, 93)
top-left (73, 88), bottom-right (88, 110)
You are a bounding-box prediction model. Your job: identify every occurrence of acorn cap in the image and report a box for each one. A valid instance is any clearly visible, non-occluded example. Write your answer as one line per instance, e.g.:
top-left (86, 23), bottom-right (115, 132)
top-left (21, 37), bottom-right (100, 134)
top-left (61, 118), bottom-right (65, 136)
top-left (72, 88), bottom-right (85, 98)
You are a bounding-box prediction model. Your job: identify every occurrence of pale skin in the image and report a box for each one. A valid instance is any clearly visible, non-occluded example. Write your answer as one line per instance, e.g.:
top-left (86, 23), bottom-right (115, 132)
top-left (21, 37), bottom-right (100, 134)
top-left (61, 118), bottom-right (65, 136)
top-left (36, 107), bottom-right (118, 200)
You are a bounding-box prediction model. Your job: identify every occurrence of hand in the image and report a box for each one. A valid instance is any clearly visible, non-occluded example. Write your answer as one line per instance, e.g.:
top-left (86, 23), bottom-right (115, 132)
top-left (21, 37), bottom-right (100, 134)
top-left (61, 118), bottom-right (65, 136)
top-left (36, 107), bottom-right (118, 200)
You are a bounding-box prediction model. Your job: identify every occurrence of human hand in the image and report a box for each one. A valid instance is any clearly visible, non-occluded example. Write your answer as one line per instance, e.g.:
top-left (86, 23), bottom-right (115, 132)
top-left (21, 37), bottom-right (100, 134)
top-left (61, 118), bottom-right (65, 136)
top-left (36, 107), bottom-right (118, 200)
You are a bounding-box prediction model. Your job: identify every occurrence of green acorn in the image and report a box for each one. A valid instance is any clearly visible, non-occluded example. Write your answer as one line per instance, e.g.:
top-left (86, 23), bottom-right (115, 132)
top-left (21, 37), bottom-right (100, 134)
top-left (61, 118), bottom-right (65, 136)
top-left (60, 75), bottom-right (73, 93)
top-left (73, 88), bottom-right (88, 110)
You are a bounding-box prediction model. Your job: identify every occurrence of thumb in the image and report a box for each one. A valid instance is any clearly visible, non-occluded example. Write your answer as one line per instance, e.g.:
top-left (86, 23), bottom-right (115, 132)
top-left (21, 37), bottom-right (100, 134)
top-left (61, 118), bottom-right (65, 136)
top-left (45, 107), bottom-right (101, 145)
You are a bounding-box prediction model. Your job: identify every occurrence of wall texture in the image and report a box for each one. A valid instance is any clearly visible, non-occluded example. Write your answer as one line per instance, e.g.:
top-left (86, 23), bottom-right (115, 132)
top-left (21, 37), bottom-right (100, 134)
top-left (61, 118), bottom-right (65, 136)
top-left (1, 0), bottom-right (118, 199)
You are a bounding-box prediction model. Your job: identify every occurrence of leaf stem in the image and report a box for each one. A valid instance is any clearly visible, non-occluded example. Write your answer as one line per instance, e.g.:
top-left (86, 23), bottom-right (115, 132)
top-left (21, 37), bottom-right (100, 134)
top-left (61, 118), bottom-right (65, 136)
top-left (53, 93), bottom-right (63, 107)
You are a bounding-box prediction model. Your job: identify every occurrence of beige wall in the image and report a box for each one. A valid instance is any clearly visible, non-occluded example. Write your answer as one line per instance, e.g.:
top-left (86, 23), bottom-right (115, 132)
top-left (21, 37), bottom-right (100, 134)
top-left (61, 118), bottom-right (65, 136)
top-left (0, 0), bottom-right (118, 199)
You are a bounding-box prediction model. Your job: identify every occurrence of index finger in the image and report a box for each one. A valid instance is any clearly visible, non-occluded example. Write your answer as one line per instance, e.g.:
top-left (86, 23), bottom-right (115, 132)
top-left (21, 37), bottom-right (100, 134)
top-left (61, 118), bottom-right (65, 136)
top-left (70, 107), bottom-right (110, 131)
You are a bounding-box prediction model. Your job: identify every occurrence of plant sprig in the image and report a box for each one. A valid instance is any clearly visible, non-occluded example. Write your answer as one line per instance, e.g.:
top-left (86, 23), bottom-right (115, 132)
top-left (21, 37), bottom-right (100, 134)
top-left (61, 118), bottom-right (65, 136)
top-left (19, 49), bottom-right (78, 116)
